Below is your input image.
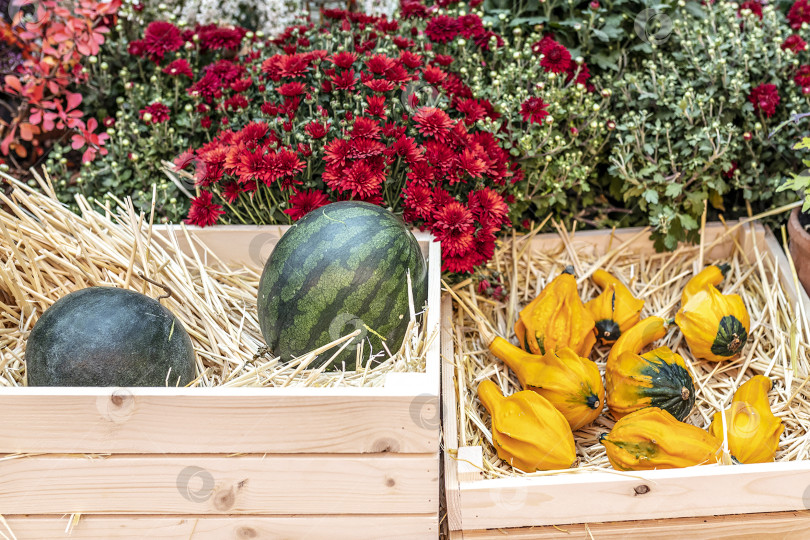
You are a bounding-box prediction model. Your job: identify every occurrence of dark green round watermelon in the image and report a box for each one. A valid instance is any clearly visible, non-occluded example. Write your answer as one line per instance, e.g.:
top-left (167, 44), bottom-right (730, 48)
top-left (25, 287), bottom-right (195, 387)
top-left (258, 201), bottom-right (428, 370)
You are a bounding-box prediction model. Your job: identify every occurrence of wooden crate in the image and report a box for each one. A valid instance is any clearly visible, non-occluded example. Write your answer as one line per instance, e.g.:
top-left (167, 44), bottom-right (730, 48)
top-left (441, 222), bottom-right (810, 537)
top-left (0, 225), bottom-right (441, 539)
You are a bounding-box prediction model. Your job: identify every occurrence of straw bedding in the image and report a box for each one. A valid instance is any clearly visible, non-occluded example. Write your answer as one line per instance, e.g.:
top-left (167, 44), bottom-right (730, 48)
top-left (446, 215), bottom-right (810, 478)
top-left (0, 172), bottom-right (431, 388)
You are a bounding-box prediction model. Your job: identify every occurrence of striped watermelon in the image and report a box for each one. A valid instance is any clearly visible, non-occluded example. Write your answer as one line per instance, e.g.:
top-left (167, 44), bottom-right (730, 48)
top-left (257, 201), bottom-right (428, 370)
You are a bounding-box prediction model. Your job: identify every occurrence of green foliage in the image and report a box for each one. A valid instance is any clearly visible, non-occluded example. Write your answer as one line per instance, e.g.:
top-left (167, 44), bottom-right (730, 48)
top-left (480, 0), bottom-right (654, 72)
top-left (437, 4), bottom-right (614, 226)
top-left (608, 2), bottom-right (804, 249)
top-left (778, 134), bottom-right (810, 212)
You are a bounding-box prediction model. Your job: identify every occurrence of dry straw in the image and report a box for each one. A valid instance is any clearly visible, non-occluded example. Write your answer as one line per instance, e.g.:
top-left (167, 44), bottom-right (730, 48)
top-left (447, 214), bottom-right (810, 479)
top-left (0, 171), bottom-right (431, 388)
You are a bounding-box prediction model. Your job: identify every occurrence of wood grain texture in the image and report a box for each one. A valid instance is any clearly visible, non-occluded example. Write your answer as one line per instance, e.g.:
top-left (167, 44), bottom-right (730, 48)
top-left (0, 454), bottom-right (438, 515)
top-left (3, 514), bottom-right (438, 539)
top-left (152, 224), bottom-right (435, 267)
top-left (457, 461), bottom-right (810, 529)
top-left (441, 294), bottom-right (462, 532)
top-left (0, 390), bottom-right (437, 454)
top-left (449, 511), bottom-right (810, 539)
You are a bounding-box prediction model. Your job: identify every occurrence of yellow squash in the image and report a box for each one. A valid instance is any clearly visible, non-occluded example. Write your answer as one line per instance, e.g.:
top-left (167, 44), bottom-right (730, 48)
top-left (676, 266), bottom-right (750, 362)
top-left (478, 380), bottom-right (577, 471)
top-left (680, 264), bottom-right (729, 305)
top-left (606, 316), bottom-right (667, 367)
top-left (489, 337), bottom-right (605, 431)
top-left (585, 270), bottom-right (645, 344)
top-left (708, 375), bottom-right (784, 463)
top-left (515, 266), bottom-right (596, 357)
top-left (607, 346), bottom-right (695, 421)
top-left (599, 407), bottom-right (722, 471)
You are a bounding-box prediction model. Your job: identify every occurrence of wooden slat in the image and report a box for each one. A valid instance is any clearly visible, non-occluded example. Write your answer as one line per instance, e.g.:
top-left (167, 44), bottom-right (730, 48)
top-left (457, 457), bottom-right (810, 529)
top-left (0, 389), bottom-right (437, 454)
top-left (451, 510), bottom-right (810, 539)
top-left (4, 514), bottom-right (438, 539)
top-left (152, 224), bottom-right (435, 267)
top-left (441, 294), bottom-right (463, 531)
top-left (0, 454), bottom-right (438, 515)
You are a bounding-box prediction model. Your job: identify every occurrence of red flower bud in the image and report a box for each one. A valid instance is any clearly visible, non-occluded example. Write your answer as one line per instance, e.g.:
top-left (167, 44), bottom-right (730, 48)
top-left (570, 127), bottom-right (579, 136)
top-left (133, 2), bottom-right (144, 11)
top-left (743, 131), bottom-right (752, 141)
top-left (590, 1), bottom-right (599, 9)
top-left (103, 116), bottom-right (115, 127)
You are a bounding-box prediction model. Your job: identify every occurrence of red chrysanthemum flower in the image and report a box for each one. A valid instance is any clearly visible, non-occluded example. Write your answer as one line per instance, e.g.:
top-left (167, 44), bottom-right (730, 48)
top-left (388, 135), bottom-right (422, 163)
top-left (425, 15), bottom-right (460, 44)
top-left (278, 53), bottom-right (311, 78)
top-left (162, 58), bottom-right (193, 77)
top-left (331, 69), bottom-right (358, 91)
top-left (402, 181), bottom-right (434, 221)
top-left (425, 139), bottom-right (456, 171)
top-left (186, 190), bottom-right (225, 227)
top-left (454, 98), bottom-right (486, 125)
top-left (366, 95), bottom-right (387, 117)
top-left (127, 39), bottom-right (147, 57)
top-left (230, 78), bottom-right (252, 92)
top-left (365, 54), bottom-right (397, 74)
top-left (723, 162), bottom-right (738, 179)
top-left (273, 147), bottom-right (302, 176)
top-left (401, 0), bottom-right (429, 19)
top-left (520, 96), bottom-right (549, 125)
top-left (348, 138), bottom-right (387, 159)
top-left (457, 14), bottom-right (484, 38)
top-left (277, 81), bottom-right (307, 97)
top-left (400, 50), bottom-right (423, 69)
top-left (364, 79), bottom-right (396, 92)
top-left (413, 107), bottom-right (453, 141)
top-left (221, 182), bottom-right (242, 204)
top-left (351, 117), bottom-right (382, 139)
top-left (173, 148), bottom-right (196, 171)
top-left (393, 36), bottom-right (415, 49)
top-left (139, 102), bottom-right (170, 124)
top-left (324, 139), bottom-right (352, 166)
top-left (431, 201), bottom-right (475, 257)
top-left (142, 21), bottom-right (183, 61)
top-left (223, 94), bottom-right (249, 111)
top-left (783, 34), bottom-right (807, 52)
top-left (456, 148), bottom-right (486, 179)
top-left (305, 121), bottom-right (329, 139)
top-left (407, 160), bottom-right (436, 185)
top-left (423, 65), bottom-right (447, 85)
top-left (236, 122), bottom-right (269, 146)
top-left (285, 189), bottom-right (330, 221)
top-left (540, 41), bottom-right (572, 73)
top-left (473, 30), bottom-right (503, 51)
top-left (748, 83), bottom-right (780, 117)
top-left (197, 25), bottom-right (246, 51)
top-left (469, 188), bottom-right (509, 227)
top-left (329, 51), bottom-right (359, 69)
top-left (330, 159), bottom-right (386, 198)
top-left (789, 0), bottom-right (810, 29)
top-left (795, 65), bottom-right (810, 87)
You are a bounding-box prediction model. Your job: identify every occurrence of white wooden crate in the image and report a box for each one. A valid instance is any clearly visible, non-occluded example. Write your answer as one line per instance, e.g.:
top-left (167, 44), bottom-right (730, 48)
top-left (441, 222), bottom-right (810, 538)
top-left (0, 225), bottom-right (441, 539)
